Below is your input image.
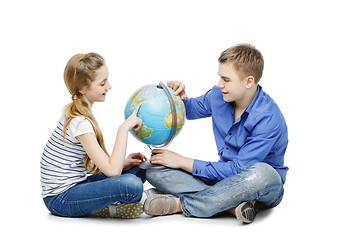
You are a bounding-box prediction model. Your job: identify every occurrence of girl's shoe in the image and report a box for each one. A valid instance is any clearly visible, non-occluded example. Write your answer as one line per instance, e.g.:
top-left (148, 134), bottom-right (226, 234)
top-left (235, 201), bottom-right (259, 224)
top-left (91, 202), bottom-right (143, 219)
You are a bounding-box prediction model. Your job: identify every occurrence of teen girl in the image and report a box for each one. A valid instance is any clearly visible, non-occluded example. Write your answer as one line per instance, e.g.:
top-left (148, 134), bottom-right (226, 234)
top-left (41, 52), bottom-right (146, 218)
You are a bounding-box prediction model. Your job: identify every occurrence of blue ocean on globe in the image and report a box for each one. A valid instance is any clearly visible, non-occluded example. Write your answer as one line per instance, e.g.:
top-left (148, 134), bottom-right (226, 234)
top-left (124, 84), bottom-right (185, 146)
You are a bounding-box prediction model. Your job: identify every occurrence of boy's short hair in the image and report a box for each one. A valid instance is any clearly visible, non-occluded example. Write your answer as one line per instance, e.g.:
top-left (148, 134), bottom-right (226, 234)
top-left (218, 43), bottom-right (264, 83)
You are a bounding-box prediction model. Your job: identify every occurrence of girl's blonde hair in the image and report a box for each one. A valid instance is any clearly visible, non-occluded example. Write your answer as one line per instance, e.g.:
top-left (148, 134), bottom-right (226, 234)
top-left (62, 52), bottom-right (109, 174)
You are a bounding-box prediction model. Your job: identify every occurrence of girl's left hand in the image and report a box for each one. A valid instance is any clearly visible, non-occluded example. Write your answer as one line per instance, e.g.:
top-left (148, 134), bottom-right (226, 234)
top-left (123, 152), bottom-right (147, 171)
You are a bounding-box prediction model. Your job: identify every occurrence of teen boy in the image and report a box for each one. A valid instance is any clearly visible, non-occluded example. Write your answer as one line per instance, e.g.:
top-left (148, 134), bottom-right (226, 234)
top-left (144, 44), bottom-right (288, 224)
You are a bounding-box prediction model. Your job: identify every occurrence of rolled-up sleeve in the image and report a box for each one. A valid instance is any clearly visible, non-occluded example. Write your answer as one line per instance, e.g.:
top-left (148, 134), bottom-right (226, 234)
top-left (192, 159), bottom-right (238, 181)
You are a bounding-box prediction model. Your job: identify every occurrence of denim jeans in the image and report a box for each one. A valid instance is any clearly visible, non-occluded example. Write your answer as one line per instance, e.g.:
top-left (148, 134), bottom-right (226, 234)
top-left (43, 167), bottom-right (146, 217)
top-left (146, 162), bottom-right (284, 217)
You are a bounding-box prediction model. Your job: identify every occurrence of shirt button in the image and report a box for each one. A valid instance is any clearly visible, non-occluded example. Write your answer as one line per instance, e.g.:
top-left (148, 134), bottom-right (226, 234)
top-left (229, 133), bottom-right (232, 136)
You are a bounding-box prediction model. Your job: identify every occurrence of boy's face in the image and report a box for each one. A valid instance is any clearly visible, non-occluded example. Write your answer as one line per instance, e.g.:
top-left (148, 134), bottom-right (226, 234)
top-left (217, 62), bottom-right (248, 103)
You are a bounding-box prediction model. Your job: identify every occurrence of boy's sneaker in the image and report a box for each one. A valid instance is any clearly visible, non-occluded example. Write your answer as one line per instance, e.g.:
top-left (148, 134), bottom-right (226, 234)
top-left (144, 194), bottom-right (178, 216)
top-left (91, 202), bottom-right (143, 219)
top-left (144, 188), bottom-right (162, 198)
top-left (235, 201), bottom-right (259, 224)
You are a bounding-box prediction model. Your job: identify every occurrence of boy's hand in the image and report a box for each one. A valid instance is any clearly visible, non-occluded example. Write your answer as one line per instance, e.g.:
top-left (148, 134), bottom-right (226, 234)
top-left (167, 81), bottom-right (188, 100)
top-left (150, 149), bottom-right (194, 173)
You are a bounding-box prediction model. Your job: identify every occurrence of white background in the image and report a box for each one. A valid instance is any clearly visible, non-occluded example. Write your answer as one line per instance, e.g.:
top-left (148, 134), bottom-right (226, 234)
top-left (1, 0), bottom-right (359, 239)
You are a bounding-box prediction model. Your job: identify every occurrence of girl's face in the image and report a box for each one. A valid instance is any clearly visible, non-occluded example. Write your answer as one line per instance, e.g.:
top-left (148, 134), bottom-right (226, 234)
top-left (81, 64), bottom-right (111, 106)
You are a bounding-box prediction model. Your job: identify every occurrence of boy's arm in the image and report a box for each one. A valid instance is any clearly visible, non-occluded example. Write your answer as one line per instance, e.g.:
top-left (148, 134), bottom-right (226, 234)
top-left (192, 113), bottom-right (285, 181)
top-left (168, 81), bottom-right (214, 120)
top-left (183, 88), bottom-right (214, 120)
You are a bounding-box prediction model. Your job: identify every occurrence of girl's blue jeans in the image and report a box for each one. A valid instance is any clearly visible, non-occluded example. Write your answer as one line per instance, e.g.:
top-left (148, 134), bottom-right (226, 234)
top-left (146, 162), bottom-right (284, 217)
top-left (43, 167), bottom-right (145, 217)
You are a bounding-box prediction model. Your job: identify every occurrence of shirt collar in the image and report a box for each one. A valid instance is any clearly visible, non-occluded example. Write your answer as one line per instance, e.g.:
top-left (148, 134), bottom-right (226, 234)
top-left (244, 85), bottom-right (262, 114)
top-left (231, 85), bottom-right (262, 124)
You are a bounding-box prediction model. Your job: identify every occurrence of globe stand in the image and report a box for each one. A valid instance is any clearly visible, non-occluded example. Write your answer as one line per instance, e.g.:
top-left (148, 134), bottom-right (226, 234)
top-left (139, 81), bottom-right (178, 170)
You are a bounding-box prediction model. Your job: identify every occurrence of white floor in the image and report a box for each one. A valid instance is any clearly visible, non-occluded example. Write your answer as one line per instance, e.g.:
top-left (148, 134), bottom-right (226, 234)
top-left (4, 179), bottom-right (357, 239)
top-left (26, 194), bottom-right (287, 239)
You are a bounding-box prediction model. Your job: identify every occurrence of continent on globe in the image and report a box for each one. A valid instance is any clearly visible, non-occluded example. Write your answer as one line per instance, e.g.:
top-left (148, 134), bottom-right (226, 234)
top-left (124, 84), bottom-right (185, 146)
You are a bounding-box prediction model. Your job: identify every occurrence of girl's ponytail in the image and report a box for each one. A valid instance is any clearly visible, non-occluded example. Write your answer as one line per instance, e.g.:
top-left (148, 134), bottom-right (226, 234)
top-left (62, 53), bottom-right (109, 174)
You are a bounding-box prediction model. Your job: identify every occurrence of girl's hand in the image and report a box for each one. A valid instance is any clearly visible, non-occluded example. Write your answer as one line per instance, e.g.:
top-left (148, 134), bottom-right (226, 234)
top-left (167, 81), bottom-right (188, 100)
top-left (123, 152), bottom-right (147, 171)
top-left (123, 103), bottom-right (143, 132)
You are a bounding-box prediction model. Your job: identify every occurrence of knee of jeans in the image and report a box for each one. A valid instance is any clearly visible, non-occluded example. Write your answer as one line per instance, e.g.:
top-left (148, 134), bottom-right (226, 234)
top-left (246, 162), bottom-right (282, 186)
top-left (145, 168), bottom-right (167, 183)
top-left (116, 174), bottom-right (143, 202)
top-left (252, 162), bottom-right (272, 171)
top-left (145, 170), bottom-right (155, 182)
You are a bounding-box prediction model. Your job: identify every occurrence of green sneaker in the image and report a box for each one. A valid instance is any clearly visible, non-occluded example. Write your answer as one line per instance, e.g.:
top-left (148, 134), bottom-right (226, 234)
top-left (92, 202), bottom-right (143, 219)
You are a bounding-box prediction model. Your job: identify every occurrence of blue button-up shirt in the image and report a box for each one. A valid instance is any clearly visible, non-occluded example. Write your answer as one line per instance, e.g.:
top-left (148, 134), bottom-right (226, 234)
top-left (183, 85), bottom-right (288, 184)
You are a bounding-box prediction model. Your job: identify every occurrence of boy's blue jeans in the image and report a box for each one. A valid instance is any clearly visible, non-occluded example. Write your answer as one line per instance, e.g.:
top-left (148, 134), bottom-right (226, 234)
top-left (146, 162), bottom-right (284, 217)
top-left (43, 167), bottom-right (145, 217)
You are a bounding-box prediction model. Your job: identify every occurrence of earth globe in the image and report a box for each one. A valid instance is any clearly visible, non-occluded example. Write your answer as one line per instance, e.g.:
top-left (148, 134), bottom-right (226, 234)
top-left (124, 82), bottom-right (186, 169)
